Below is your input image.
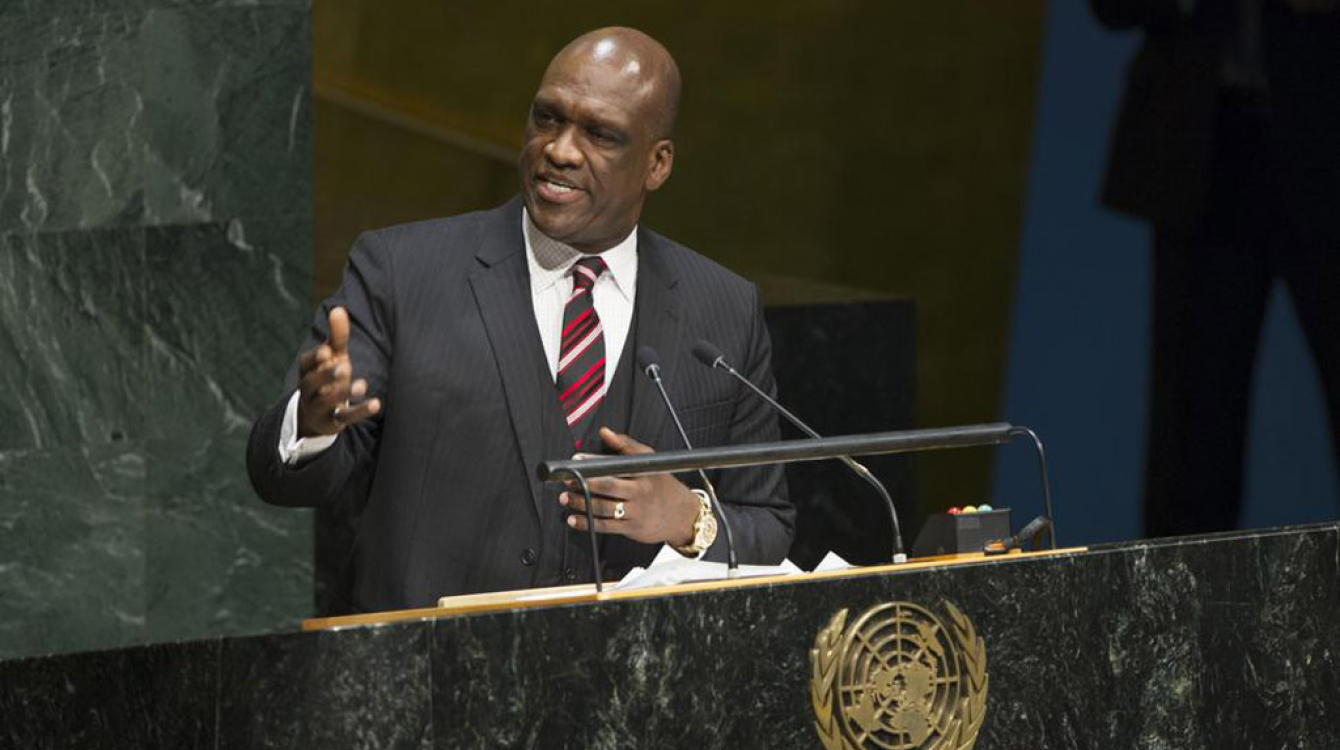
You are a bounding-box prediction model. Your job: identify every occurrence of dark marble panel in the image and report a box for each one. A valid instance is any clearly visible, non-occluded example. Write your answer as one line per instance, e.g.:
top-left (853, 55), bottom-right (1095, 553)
top-left (140, 218), bottom-right (312, 641)
top-left (426, 526), bottom-right (1340, 750)
top-left (0, 0), bottom-right (314, 664)
top-left (0, 639), bottom-right (218, 750)
top-left (1179, 528), bottom-right (1340, 749)
top-left (0, 228), bottom-right (147, 452)
top-left (142, 431), bottom-right (312, 642)
top-left (0, 1), bottom-right (119, 20)
top-left (0, 0), bottom-right (308, 15)
top-left (0, 526), bottom-right (1337, 748)
top-left (431, 591), bottom-right (818, 750)
top-left (140, 6), bottom-right (311, 224)
top-left (142, 217), bottom-right (309, 434)
top-left (0, 5), bottom-right (309, 231)
top-left (0, 12), bottom-right (145, 230)
top-left (149, 0), bottom-right (312, 8)
top-left (217, 624), bottom-right (431, 750)
top-left (765, 300), bottom-right (916, 569)
top-left (0, 444), bottom-right (144, 661)
top-left (0, 57), bottom-right (38, 233)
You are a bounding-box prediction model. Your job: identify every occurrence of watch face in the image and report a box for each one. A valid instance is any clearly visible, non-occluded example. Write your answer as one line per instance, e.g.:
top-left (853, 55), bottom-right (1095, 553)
top-left (699, 511), bottom-right (719, 548)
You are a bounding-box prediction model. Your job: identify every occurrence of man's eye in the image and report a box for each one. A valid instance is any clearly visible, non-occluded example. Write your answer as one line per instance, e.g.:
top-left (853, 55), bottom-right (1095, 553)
top-left (588, 128), bottom-right (619, 145)
top-left (534, 111), bottom-right (559, 127)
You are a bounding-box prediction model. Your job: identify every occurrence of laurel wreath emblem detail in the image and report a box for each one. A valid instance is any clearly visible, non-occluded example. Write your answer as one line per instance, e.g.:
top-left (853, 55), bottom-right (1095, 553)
top-left (810, 601), bottom-right (988, 750)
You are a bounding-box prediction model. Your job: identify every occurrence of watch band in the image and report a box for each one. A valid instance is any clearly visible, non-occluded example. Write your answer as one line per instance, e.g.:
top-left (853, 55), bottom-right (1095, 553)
top-left (672, 489), bottom-right (718, 556)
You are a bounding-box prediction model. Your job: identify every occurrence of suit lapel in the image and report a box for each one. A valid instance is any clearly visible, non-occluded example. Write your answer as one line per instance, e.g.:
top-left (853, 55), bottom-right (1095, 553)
top-left (627, 229), bottom-right (684, 450)
top-left (467, 199), bottom-right (550, 518)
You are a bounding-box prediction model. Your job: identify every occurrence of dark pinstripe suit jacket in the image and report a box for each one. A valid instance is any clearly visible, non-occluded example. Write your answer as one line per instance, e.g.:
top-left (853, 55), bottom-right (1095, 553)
top-left (246, 198), bottom-right (794, 612)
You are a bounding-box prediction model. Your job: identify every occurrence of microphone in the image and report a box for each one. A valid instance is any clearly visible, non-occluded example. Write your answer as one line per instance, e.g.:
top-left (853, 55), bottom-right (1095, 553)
top-left (636, 346), bottom-right (739, 575)
top-left (691, 339), bottom-right (908, 564)
top-left (983, 515), bottom-right (1052, 555)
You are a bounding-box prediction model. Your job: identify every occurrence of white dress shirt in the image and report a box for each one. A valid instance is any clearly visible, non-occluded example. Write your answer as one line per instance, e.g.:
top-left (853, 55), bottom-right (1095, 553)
top-left (278, 210), bottom-right (638, 463)
top-left (524, 211), bottom-right (638, 383)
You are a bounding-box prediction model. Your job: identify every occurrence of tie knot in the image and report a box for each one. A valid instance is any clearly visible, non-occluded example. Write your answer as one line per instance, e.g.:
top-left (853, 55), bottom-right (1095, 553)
top-left (571, 256), bottom-right (607, 290)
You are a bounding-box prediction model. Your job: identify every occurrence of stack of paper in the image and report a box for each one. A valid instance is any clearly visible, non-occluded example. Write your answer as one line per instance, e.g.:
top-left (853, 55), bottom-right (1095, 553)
top-left (614, 546), bottom-right (856, 591)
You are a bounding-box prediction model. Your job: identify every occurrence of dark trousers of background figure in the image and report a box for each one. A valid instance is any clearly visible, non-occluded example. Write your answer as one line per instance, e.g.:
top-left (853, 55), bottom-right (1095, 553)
top-left (1143, 98), bottom-right (1340, 538)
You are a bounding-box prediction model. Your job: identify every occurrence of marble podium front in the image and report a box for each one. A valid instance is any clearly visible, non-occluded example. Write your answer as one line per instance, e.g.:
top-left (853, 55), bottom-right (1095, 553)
top-left (1, 524), bottom-right (1337, 749)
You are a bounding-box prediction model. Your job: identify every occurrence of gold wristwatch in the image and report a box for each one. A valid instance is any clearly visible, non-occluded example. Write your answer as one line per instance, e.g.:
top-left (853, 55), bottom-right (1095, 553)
top-left (672, 489), bottom-right (719, 556)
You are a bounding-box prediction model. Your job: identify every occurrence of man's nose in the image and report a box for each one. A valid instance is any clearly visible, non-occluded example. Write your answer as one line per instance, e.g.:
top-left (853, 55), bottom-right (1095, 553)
top-left (544, 126), bottom-right (583, 168)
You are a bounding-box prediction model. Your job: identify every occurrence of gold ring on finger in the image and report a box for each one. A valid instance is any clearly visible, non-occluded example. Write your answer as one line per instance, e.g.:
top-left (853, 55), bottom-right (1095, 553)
top-left (613, 501), bottom-right (627, 520)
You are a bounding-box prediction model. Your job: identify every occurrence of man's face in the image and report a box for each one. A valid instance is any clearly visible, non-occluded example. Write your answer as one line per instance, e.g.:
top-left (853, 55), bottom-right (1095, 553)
top-left (519, 51), bottom-right (673, 253)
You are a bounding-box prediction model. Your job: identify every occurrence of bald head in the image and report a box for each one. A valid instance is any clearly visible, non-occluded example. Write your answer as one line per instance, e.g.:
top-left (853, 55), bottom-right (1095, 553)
top-left (518, 28), bottom-right (680, 253)
top-left (545, 27), bottom-right (682, 138)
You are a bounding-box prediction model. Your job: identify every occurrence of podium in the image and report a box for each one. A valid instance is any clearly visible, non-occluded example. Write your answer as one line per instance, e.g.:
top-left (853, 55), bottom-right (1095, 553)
top-left (1, 523), bottom-right (1338, 748)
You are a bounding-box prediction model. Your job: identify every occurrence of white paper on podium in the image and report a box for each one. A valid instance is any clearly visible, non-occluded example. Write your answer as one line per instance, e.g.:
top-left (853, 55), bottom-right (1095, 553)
top-left (614, 545), bottom-right (852, 591)
top-left (812, 551), bottom-right (857, 572)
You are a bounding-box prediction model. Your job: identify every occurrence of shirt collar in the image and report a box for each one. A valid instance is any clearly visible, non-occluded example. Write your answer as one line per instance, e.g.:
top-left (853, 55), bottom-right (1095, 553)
top-left (523, 209), bottom-right (637, 300)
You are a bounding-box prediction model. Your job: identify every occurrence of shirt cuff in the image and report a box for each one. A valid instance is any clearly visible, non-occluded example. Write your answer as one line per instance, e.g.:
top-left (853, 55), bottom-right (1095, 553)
top-left (278, 390), bottom-right (338, 465)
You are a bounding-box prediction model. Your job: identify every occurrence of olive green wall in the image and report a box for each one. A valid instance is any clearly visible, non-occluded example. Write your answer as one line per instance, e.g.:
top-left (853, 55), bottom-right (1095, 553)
top-left (313, 0), bottom-right (1046, 513)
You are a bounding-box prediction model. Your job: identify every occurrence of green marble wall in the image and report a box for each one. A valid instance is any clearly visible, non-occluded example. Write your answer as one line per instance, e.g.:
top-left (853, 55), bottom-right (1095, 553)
top-left (0, 0), bottom-right (313, 659)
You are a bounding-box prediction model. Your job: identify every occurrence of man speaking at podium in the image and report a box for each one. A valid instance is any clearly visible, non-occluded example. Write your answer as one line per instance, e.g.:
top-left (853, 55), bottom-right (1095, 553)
top-left (247, 28), bottom-right (793, 614)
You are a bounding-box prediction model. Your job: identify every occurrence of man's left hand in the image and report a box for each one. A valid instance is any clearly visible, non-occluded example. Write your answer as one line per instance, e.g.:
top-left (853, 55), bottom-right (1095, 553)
top-left (560, 427), bottom-right (700, 546)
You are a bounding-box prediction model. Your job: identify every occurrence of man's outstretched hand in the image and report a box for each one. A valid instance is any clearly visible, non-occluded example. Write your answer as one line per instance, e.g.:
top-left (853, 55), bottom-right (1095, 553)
top-left (297, 306), bottom-right (381, 438)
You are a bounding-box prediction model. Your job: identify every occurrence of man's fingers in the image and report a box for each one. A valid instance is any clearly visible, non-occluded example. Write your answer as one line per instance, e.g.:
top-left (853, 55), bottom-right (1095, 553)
top-left (559, 491), bottom-right (626, 518)
top-left (299, 355), bottom-right (346, 399)
top-left (298, 344), bottom-right (333, 374)
top-left (569, 476), bottom-right (635, 500)
top-left (332, 397), bottom-right (381, 426)
top-left (566, 513), bottom-right (623, 535)
top-left (328, 307), bottom-right (351, 355)
top-left (311, 362), bottom-right (354, 400)
top-left (599, 427), bottom-right (653, 455)
top-left (317, 380), bottom-right (353, 403)
top-left (298, 347), bottom-right (318, 373)
top-left (319, 361), bottom-right (351, 387)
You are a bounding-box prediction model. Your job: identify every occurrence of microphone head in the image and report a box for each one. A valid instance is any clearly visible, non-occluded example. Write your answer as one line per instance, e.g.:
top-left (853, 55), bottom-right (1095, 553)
top-left (691, 339), bottom-right (726, 369)
top-left (636, 345), bottom-right (661, 376)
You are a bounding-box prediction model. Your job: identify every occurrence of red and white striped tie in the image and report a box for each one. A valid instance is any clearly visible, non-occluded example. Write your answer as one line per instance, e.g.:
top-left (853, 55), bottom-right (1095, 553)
top-left (556, 256), bottom-right (607, 447)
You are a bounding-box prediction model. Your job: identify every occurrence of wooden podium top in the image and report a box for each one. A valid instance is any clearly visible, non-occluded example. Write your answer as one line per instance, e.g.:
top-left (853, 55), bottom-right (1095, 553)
top-left (302, 546), bottom-right (1086, 631)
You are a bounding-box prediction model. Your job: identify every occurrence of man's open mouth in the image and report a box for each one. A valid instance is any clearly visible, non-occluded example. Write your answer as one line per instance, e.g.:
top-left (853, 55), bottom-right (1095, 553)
top-left (537, 175), bottom-right (583, 202)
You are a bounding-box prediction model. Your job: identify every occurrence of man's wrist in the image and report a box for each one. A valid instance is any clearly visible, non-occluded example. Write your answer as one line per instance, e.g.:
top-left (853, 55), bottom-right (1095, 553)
top-left (279, 390), bottom-right (338, 464)
top-left (668, 486), bottom-right (700, 546)
top-left (295, 397), bottom-right (320, 439)
top-left (670, 488), bottom-right (717, 555)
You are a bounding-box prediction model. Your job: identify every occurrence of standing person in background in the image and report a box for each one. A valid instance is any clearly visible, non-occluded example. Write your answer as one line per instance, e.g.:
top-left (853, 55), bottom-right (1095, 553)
top-left (1091, 0), bottom-right (1340, 536)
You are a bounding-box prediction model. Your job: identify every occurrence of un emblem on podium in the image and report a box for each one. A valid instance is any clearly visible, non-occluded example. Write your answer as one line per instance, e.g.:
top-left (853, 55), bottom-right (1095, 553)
top-left (810, 601), bottom-right (988, 750)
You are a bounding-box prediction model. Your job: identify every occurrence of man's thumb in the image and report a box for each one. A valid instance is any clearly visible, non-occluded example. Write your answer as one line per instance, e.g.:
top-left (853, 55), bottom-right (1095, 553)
top-left (600, 427), bottom-right (650, 455)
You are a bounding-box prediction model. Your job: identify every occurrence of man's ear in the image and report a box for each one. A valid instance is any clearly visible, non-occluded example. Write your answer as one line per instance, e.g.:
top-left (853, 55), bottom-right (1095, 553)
top-left (645, 139), bottom-right (675, 192)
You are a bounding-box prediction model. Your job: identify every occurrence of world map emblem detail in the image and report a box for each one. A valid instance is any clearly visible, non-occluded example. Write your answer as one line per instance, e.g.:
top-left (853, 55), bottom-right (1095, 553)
top-left (810, 601), bottom-right (988, 750)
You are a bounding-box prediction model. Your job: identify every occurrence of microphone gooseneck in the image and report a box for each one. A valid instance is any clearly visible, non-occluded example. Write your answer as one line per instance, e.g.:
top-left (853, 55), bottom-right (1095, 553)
top-left (1006, 426), bottom-right (1057, 549)
top-left (636, 346), bottom-right (739, 574)
top-left (692, 339), bottom-right (908, 564)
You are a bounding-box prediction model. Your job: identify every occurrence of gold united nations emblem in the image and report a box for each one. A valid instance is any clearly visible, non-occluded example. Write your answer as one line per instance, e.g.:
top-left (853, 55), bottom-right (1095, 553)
top-left (810, 601), bottom-right (988, 750)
